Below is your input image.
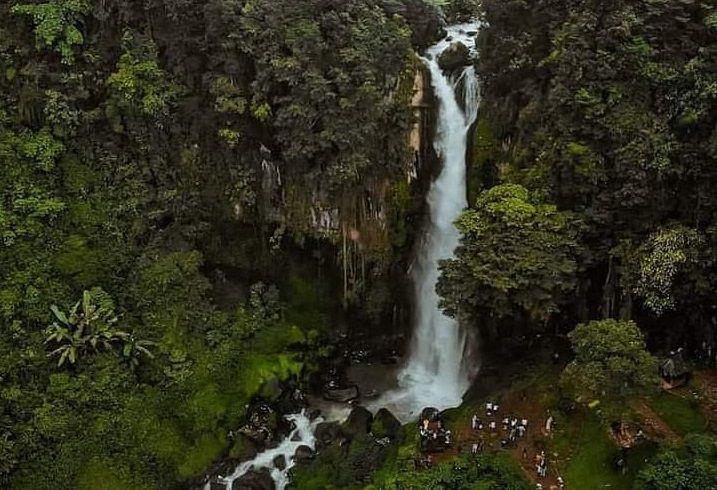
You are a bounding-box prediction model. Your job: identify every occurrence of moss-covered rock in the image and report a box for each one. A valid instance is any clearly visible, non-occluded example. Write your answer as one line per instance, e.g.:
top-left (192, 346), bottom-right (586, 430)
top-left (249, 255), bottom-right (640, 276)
top-left (228, 433), bottom-right (259, 462)
top-left (342, 406), bottom-right (373, 439)
top-left (371, 408), bottom-right (402, 440)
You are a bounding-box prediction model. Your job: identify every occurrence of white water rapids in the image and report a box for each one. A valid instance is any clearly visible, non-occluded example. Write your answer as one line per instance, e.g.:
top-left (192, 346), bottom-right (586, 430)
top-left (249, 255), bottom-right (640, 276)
top-left (210, 23), bottom-right (480, 489)
top-left (212, 411), bottom-right (322, 490)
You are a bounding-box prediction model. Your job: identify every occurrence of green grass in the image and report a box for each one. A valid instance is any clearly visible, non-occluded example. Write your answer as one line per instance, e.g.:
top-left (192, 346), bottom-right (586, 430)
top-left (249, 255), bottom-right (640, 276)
top-left (649, 391), bottom-right (707, 436)
top-left (554, 413), bottom-right (632, 490)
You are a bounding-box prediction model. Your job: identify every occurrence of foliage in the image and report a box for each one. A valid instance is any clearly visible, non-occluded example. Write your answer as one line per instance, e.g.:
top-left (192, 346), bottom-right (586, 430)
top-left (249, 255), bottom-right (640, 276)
top-left (561, 320), bottom-right (658, 402)
top-left (0, 0), bottom-right (429, 487)
top-left (474, 0), bottom-right (717, 340)
top-left (373, 453), bottom-right (531, 489)
top-left (11, 0), bottom-right (89, 64)
top-left (632, 226), bottom-right (708, 315)
top-left (106, 32), bottom-right (181, 117)
top-left (44, 288), bottom-right (137, 367)
top-left (634, 434), bottom-right (717, 490)
top-left (237, 0), bottom-right (412, 191)
top-left (438, 184), bottom-right (581, 334)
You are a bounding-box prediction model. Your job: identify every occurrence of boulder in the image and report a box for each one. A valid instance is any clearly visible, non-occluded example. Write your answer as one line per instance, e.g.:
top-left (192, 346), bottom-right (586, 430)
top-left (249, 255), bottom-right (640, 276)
top-left (323, 385), bottom-right (359, 403)
top-left (229, 433), bottom-right (260, 462)
top-left (209, 481), bottom-right (227, 490)
top-left (232, 469), bottom-right (274, 490)
top-left (371, 408), bottom-right (402, 439)
top-left (293, 445), bottom-right (314, 464)
top-left (272, 454), bottom-right (286, 471)
top-left (342, 406), bottom-right (373, 439)
top-left (420, 407), bottom-right (441, 422)
top-left (438, 42), bottom-right (471, 72)
top-left (314, 421), bottom-right (342, 449)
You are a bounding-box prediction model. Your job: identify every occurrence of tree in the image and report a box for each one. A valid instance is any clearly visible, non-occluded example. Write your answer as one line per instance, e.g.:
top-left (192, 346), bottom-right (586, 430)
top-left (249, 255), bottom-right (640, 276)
top-left (11, 0), bottom-right (90, 64)
top-left (106, 31), bottom-right (181, 118)
top-left (437, 184), bottom-right (581, 335)
top-left (634, 434), bottom-right (717, 490)
top-left (631, 225), bottom-right (709, 316)
top-left (476, 0), bottom-right (717, 340)
top-left (561, 319), bottom-right (658, 402)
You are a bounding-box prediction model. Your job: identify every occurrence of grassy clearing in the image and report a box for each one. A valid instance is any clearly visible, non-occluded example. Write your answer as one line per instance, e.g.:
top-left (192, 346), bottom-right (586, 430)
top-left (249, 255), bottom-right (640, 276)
top-left (552, 412), bottom-right (627, 489)
top-left (649, 391), bottom-right (707, 436)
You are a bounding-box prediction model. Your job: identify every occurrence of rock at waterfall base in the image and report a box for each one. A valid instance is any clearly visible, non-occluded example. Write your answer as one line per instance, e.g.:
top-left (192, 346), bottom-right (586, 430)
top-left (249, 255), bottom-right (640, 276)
top-left (229, 433), bottom-right (260, 462)
top-left (371, 408), bottom-right (402, 439)
top-left (293, 445), bottom-right (315, 464)
top-left (273, 454), bottom-right (286, 471)
top-left (342, 406), bottom-right (373, 439)
top-left (314, 421), bottom-right (343, 449)
top-left (438, 42), bottom-right (471, 72)
top-left (323, 385), bottom-right (359, 403)
top-left (232, 469), bottom-right (275, 490)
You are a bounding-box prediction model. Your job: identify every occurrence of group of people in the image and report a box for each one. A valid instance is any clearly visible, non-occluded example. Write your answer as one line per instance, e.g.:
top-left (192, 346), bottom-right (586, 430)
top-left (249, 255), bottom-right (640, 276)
top-left (418, 417), bottom-right (452, 452)
top-left (469, 402), bottom-right (530, 448)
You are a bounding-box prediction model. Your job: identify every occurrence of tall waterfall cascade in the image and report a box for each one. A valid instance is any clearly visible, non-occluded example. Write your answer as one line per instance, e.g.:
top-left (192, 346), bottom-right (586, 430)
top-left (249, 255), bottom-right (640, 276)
top-left (209, 23), bottom-right (481, 490)
top-left (371, 22), bottom-right (481, 422)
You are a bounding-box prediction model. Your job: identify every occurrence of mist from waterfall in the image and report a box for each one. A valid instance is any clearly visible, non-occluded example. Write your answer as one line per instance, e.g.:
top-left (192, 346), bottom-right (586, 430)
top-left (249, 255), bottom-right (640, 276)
top-left (371, 23), bottom-right (481, 422)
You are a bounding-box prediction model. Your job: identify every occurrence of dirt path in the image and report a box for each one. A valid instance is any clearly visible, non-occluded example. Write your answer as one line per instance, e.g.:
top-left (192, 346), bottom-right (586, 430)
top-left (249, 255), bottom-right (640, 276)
top-left (632, 399), bottom-right (680, 442)
top-left (694, 369), bottom-right (717, 432)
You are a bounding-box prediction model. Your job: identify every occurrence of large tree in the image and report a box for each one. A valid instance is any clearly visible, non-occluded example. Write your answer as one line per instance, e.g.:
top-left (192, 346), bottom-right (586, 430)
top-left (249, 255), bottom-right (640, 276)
top-left (560, 319), bottom-right (658, 402)
top-left (437, 184), bottom-right (582, 337)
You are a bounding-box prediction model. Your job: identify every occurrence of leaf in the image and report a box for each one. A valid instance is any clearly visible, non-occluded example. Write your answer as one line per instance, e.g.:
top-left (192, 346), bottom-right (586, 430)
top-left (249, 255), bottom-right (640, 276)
top-left (82, 290), bottom-right (92, 317)
top-left (50, 305), bottom-right (68, 325)
top-left (58, 349), bottom-right (70, 367)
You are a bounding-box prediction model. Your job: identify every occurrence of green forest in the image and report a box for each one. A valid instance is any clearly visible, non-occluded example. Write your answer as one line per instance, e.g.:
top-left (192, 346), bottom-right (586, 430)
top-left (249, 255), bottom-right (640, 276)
top-left (0, 1), bottom-right (715, 489)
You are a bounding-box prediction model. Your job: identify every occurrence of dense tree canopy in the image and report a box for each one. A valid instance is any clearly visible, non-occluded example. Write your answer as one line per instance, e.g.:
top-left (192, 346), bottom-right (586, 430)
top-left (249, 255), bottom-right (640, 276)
top-left (438, 0), bottom-right (717, 351)
top-left (0, 0), bottom-right (443, 488)
top-left (438, 184), bottom-right (582, 336)
top-left (560, 319), bottom-right (658, 403)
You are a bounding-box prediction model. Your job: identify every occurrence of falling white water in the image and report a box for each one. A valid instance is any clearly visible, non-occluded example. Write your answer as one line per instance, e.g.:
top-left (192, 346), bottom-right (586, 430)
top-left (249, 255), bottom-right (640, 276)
top-left (371, 23), bottom-right (481, 422)
top-left (212, 411), bottom-right (322, 490)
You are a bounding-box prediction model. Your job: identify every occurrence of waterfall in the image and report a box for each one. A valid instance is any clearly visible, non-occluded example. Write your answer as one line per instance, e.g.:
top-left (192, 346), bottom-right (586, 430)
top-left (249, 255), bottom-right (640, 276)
top-left (210, 24), bottom-right (481, 489)
top-left (371, 23), bottom-right (481, 422)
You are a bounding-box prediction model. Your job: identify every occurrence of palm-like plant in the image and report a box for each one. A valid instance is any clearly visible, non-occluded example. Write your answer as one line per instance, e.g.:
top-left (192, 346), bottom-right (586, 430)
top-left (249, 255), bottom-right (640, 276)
top-left (119, 334), bottom-right (155, 371)
top-left (45, 289), bottom-right (152, 368)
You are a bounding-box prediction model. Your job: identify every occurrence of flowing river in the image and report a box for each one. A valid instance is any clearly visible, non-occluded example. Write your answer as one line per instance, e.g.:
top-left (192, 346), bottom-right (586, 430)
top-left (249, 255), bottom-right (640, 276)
top-left (211, 23), bottom-right (481, 489)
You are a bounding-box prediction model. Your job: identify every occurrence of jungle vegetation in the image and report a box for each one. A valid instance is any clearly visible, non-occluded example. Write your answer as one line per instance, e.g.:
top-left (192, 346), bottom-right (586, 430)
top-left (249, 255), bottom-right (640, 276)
top-left (1, 0), bottom-right (716, 489)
